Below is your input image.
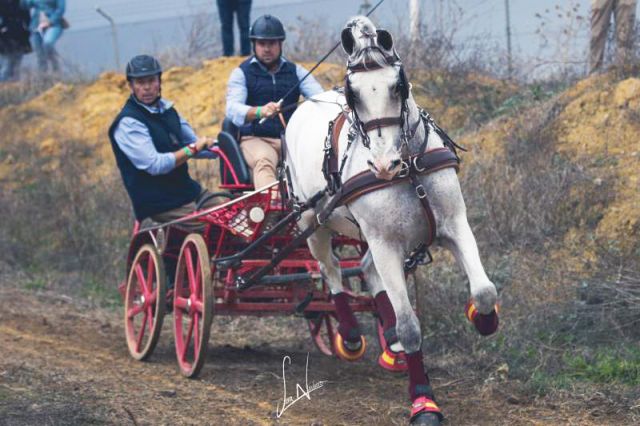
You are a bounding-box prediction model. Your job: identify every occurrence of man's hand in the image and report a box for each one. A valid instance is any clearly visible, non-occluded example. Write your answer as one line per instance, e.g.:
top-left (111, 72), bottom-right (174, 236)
top-left (261, 101), bottom-right (281, 118)
top-left (194, 136), bottom-right (215, 153)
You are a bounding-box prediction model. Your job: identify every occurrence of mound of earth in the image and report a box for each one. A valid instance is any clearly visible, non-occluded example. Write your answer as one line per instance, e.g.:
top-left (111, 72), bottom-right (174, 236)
top-left (458, 73), bottom-right (639, 261)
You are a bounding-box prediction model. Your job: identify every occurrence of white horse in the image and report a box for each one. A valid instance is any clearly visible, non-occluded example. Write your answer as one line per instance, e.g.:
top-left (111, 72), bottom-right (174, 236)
top-left (285, 17), bottom-right (499, 425)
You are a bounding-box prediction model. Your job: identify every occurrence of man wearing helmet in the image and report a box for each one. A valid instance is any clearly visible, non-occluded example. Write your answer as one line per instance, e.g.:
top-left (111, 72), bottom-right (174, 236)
top-left (225, 14), bottom-right (324, 189)
top-left (108, 54), bottom-right (218, 230)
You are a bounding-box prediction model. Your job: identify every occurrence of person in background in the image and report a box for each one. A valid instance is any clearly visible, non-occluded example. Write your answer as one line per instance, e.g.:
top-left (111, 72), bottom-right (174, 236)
top-left (0, 0), bottom-right (31, 82)
top-left (224, 14), bottom-right (324, 189)
top-left (216, 0), bottom-right (252, 56)
top-left (590, 0), bottom-right (637, 73)
top-left (21, 0), bottom-right (65, 73)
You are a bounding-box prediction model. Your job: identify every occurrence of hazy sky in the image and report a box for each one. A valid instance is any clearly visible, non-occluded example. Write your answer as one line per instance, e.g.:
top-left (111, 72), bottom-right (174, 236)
top-left (55, 0), bottom-right (620, 75)
top-left (70, 0), bottom-right (594, 36)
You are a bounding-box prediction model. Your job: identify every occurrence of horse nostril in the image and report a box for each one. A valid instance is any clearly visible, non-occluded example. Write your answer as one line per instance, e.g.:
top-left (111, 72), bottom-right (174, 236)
top-left (389, 159), bottom-right (401, 170)
top-left (367, 160), bottom-right (378, 172)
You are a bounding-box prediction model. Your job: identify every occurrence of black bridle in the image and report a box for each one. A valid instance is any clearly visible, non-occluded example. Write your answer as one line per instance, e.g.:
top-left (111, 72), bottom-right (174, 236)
top-left (344, 55), bottom-right (419, 154)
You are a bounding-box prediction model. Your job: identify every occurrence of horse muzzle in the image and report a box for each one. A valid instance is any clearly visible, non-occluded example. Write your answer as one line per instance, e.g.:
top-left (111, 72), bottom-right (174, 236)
top-left (368, 158), bottom-right (402, 181)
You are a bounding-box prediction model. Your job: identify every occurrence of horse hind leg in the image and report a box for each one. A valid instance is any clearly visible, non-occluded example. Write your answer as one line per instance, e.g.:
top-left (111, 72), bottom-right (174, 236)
top-left (440, 214), bottom-right (499, 336)
top-left (306, 226), bottom-right (366, 360)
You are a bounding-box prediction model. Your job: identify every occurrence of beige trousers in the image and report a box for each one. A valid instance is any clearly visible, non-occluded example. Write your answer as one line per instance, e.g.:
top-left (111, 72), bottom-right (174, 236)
top-left (590, 0), bottom-right (637, 73)
top-left (239, 135), bottom-right (281, 189)
top-left (150, 190), bottom-right (222, 232)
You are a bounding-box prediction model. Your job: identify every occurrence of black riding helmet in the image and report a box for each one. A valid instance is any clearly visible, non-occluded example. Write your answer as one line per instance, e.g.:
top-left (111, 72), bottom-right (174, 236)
top-left (125, 54), bottom-right (162, 81)
top-left (249, 15), bottom-right (286, 41)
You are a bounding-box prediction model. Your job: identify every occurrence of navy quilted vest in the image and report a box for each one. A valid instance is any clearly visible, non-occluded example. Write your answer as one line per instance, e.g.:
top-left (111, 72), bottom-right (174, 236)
top-left (239, 57), bottom-right (300, 138)
top-left (108, 96), bottom-right (201, 220)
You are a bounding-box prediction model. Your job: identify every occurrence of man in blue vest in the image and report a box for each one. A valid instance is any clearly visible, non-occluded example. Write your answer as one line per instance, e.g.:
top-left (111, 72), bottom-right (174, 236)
top-left (224, 14), bottom-right (324, 189)
top-left (109, 54), bottom-right (218, 231)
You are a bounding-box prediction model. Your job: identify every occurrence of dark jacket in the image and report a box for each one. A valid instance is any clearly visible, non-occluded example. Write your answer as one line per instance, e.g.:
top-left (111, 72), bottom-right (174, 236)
top-left (0, 0), bottom-right (31, 55)
top-left (239, 57), bottom-right (301, 138)
top-left (108, 96), bottom-right (202, 221)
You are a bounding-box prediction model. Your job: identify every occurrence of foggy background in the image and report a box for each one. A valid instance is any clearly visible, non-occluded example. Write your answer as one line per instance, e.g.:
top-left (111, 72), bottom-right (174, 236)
top-left (48, 0), bottom-right (619, 77)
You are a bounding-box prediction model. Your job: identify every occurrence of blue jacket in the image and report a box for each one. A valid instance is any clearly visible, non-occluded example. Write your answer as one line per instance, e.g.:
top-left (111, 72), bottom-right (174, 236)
top-left (108, 96), bottom-right (202, 221)
top-left (239, 57), bottom-right (301, 138)
top-left (21, 0), bottom-right (65, 30)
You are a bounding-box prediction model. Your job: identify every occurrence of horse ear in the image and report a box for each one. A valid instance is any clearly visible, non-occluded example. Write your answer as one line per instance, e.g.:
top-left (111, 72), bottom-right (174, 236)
top-left (376, 29), bottom-right (394, 52)
top-left (341, 28), bottom-right (355, 56)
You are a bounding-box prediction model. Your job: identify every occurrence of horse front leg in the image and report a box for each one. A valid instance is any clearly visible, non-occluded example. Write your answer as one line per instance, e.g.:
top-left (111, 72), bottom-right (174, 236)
top-left (301, 215), bottom-right (366, 361)
top-left (439, 213), bottom-right (499, 335)
top-left (361, 250), bottom-right (408, 371)
top-left (368, 242), bottom-right (443, 425)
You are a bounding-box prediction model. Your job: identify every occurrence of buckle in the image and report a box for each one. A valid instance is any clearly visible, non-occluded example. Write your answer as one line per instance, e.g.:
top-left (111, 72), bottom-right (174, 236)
top-left (398, 160), bottom-right (410, 178)
top-left (415, 184), bottom-right (427, 199)
top-left (412, 156), bottom-right (426, 173)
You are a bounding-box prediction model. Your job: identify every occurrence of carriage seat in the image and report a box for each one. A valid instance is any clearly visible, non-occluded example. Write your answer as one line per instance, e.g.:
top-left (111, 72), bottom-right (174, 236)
top-left (217, 118), bottom-right (252, 187)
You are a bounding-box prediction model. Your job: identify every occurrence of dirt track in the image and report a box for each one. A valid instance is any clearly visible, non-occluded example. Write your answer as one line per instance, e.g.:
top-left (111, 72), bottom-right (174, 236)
top-left (0, 286), bottom-right (634, 426)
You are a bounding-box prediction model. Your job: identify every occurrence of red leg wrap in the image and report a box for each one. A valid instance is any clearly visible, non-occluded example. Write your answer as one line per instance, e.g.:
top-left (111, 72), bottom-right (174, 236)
top-left (406, 350), bottom-right (429, 400)
top-left (333, 292), bottom-right (361, 342)
top-left (465, 301), bottom-right (499, 336)
top-left (374, 291), bottom-right (396, 329)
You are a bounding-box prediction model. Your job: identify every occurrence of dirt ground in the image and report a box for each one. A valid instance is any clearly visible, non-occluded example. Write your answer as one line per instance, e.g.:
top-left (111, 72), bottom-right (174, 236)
top-left (0, 285), bottom-right (635, 426)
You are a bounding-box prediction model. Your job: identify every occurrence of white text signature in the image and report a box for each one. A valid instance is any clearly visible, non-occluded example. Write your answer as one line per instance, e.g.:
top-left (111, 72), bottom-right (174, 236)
top-left (276, 353), bottom-right (327, 418)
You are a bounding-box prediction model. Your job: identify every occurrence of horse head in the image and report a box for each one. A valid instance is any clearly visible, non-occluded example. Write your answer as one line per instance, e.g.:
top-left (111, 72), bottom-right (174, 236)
top-left (341, 16), bottom-right (410, 180)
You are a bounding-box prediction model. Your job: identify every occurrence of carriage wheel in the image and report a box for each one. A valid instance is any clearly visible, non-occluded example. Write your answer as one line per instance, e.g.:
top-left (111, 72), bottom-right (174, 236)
top-left (124, 244), bottom-right (166, 361)
top-left (307, 313), bottom-right (337, 356)
top-left (173, 234), bottom-right (213, 378)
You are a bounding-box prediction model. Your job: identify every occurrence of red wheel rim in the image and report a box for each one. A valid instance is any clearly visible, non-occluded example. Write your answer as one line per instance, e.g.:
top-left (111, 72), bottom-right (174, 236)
top-left (308, 313), bottom-right (336, 356)
top-left (174, 234), bottom-right (212, 378)
top-left (124, 244), bottom-right (165, 360)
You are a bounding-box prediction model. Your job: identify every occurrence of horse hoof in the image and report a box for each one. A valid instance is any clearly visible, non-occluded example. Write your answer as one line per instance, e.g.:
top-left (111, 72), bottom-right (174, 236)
top-left (465, 301), bottom-right (499, 336)
top-left (378, 347), bottom-right (408, 372)
top-left (410, 412), bottom-right (441, 426)
top-left (410, 396), bottom-right (443, 425)
top-left (334, 332), bottom-right (367, 361)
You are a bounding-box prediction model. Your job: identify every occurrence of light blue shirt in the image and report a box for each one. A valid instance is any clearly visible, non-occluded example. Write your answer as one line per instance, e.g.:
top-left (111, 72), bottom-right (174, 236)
top-left (225, 56), bottom-right (325, 127)
top-left (113, 98), bottom-right (214, 176)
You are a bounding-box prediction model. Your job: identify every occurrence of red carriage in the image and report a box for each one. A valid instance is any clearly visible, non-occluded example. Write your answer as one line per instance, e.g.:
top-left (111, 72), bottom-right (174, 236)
top-left (118, 122), bottom-right (387, 378)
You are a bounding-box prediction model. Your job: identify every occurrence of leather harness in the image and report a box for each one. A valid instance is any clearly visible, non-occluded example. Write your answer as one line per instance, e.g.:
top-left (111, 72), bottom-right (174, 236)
top-left (320, 109), bottom-right (460, 247)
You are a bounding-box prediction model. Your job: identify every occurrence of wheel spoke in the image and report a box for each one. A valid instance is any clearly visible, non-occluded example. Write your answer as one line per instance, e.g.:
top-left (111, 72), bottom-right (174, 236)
top-left (192, 299), bottom-right (204, 314)
top-left (174, 296), bottom-right (189, 311)
top-left (147, 306), bottom-right (154, 333)
top-left (135, 264), bottom-right (149, 297)
top-left (193, 313), bottom-right (200, 353)
top-left (127, 304), bottom-right (144, 319)
top-left (136, 313), bottom-right (148, 352)
top-left (182, 318), bottom-right (195, 361)
top-left (185, 246), bottom-right (196, 293)
top-left (194, 258), bottom-right (202, 296)
top-left (148, 289), bottom-right (157, 305)
top-left (146, 255), bottom-right (155, 292)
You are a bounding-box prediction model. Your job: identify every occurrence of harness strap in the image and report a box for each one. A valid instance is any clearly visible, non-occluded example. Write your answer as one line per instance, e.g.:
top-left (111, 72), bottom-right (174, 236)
top-left (362, 117), bottom-right (402, 132)
top-left (322, 112), bottom-right (349, 194)
top-left (408, 173), bottom-right (437, 246)
top-left (333, 147), bottom-right (459, 247)
top-left (348, 58), bottom-right (396, 73)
